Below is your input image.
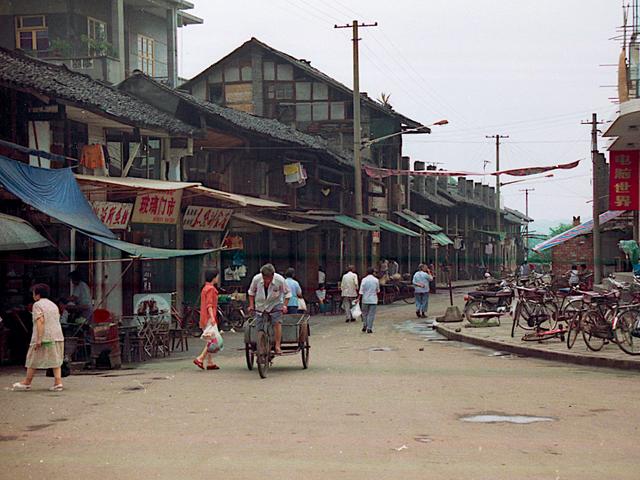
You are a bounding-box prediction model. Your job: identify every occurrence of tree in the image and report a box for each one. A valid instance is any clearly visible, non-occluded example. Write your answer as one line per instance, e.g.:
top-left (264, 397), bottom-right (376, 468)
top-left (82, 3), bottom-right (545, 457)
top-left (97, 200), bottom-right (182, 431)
top-left (527, 223), bottom-right (574, 264)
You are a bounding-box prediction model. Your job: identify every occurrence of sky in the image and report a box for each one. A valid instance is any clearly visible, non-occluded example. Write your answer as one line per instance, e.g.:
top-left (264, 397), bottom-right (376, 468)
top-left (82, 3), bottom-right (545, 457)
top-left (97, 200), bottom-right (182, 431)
top-left (177, 0), bottom-right (622, 235)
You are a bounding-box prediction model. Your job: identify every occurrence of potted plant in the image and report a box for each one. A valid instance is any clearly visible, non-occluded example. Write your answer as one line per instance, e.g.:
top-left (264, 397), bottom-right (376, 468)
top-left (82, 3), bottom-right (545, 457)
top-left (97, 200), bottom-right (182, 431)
top-left (49, 38), bottom-right (73, 58)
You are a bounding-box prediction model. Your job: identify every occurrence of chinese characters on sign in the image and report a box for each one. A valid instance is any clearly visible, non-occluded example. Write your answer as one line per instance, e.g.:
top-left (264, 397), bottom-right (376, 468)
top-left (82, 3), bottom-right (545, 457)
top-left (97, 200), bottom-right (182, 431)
top-left (91, 201), bottom-right (133, 229)
top-left (609, 151), bottom-right (639, 211)
top-left (131, 190), bottom-right (182, 224)
top-left (182, 206), bottom-right (233, 231)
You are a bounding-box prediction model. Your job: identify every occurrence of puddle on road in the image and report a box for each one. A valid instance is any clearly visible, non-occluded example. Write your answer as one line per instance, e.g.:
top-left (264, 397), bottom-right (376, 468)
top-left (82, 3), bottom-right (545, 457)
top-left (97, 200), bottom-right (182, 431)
top-left (369, 347), bottom-right (394, 352)
top-left (460, 414), bottom-right (556, 424)
top-left (395, 320), bottom-right (448, 342)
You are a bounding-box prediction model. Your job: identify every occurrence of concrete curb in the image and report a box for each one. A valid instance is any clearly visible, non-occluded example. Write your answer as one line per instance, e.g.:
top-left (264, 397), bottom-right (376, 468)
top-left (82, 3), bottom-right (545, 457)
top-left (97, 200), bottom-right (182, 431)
top-left (435, 324), bottom-right (640, 371)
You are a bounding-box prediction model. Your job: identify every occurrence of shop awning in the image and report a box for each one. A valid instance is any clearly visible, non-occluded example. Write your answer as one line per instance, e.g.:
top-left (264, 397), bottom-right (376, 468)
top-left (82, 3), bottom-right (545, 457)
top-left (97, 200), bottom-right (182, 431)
top-left (533, 210), bottom-right (625, 252)
top-left (332, 215), bottom-right (378, 231)
top-left (76, 175), bottom-right (199, 191)
top-left (189, 185), bottom-right (288, 208)
top-left (364, 215), bottom-right (420, 237)
top-left (394, 210), bottom-right (442, 233)
top-left (0, 213), bottom-right (50, 251)
top-left (233, 212), bottom-right (315, 232)
top-left (476, 229), bottom-right (507, 241)
top-left (0, 156), bottom-right (115, 238)
top-left (429, 232), bottom-right (454, 246)
top-left (86, 234), bottom-right (220, 259)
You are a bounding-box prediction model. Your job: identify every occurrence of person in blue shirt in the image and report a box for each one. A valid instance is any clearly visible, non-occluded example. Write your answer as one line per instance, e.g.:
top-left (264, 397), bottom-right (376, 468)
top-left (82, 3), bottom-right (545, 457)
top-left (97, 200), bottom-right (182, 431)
top-left (412, 264), bottom-right (434, 319)
top-left (284, 268), bottom-right (303, 314)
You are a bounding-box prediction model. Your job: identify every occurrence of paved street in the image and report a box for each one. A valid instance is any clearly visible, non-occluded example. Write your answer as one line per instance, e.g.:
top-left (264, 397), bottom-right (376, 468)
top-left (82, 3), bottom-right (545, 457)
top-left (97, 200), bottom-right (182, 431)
top-left (1, 293), bottom-right (639, 480)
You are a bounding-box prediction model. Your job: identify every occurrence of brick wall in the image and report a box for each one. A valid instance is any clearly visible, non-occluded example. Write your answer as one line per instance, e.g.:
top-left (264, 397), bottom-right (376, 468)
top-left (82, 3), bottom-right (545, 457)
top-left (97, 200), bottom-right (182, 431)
top-left (551, 234), bottom-right (593, 274)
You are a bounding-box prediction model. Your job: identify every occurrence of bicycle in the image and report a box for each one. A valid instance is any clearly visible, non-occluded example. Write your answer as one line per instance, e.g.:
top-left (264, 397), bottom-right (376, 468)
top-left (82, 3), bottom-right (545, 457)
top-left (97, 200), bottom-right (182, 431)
top-left (512, 286), bottom-right (558, 339)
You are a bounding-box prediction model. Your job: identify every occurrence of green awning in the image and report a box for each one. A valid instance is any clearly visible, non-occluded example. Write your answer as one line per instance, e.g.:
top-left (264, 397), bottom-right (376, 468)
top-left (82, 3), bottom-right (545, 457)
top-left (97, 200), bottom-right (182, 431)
top-left (429, 232), bottom-right (454, 246)
top-left (365, 215), bottom-right (420, 237)
top-left (394, 210), bottom-right (442, 233)
top-left (476, 229), bottom-right (506, 241)
top-left (333, 215), bottom-right (379, 231)
top-left (86, 234), bottom-right (221, 259)
top-left (0, 213), bottom-right (50, 251)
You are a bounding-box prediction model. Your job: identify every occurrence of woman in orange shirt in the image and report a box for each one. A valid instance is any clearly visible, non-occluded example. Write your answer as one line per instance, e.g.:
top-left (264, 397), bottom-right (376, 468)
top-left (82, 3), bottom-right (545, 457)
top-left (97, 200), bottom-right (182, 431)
top-left (193, 268), bottom-right (220, 371)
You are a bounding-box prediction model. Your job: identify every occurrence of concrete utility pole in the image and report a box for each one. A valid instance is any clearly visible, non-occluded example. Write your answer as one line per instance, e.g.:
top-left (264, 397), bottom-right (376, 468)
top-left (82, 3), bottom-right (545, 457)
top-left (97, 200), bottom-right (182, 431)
top-left (582, 113), bottom-right (605, 284)
top-left (519, 188), bottom-right (535, 260)
top-left (486, 134), bottom-right (509, 271)
top-left (335, 20), bottom-right (377, 274)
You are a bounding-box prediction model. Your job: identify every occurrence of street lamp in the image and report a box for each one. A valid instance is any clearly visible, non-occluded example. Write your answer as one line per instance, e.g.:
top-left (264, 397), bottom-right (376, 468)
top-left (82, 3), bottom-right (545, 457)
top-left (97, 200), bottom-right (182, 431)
top-left (360, 119), bottom-right (449, 150)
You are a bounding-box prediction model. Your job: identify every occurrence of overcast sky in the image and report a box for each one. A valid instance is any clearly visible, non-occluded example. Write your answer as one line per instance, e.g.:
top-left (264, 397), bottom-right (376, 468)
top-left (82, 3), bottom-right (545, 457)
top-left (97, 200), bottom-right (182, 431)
top-left (178, 0), bottom-right (621, 233)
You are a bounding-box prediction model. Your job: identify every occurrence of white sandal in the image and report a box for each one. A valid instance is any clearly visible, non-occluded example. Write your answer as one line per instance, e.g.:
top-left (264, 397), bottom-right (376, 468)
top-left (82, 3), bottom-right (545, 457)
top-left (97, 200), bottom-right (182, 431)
top-left (12, 382), bottom-right (31, 391)
top-left (49, 384), bottom-right (64, 392)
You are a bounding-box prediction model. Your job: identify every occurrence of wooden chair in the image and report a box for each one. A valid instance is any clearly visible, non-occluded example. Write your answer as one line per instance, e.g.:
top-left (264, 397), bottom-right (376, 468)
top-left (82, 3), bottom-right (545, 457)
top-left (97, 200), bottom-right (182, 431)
top-left (169, 319), bottom-right (189, 352)
top-left (152, 319), bottom-right (171, 358)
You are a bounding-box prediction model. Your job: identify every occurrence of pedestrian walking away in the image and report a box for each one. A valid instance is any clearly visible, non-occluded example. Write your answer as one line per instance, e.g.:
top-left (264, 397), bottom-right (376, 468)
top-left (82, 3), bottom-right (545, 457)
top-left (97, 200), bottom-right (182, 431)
top-left (412, 264), bottom-right (434, 318)
top-left (284, 268), bottom-right (304, 314)
top-left (248, 263), bottom-right (291, 354)
top-left (194, 268), bottom-right (221, 371)
top-left (12, 283), bottom-right (65, 392)
top-left (358, 267), bottom-right (380, 333)
top-left (340, 265), bottom-right (359, 322)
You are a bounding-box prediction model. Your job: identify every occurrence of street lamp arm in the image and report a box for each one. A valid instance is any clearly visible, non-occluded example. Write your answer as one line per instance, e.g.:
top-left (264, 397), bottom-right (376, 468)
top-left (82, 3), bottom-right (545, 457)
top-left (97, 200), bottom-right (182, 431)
top-left (360, 120), bottom-right (448, 150)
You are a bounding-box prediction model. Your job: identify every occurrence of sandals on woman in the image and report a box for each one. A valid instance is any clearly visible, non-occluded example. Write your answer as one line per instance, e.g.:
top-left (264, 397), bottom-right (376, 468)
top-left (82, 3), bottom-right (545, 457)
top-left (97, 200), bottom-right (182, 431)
top-left (49, 384), bottom-right (64, 392)
top-left (193, 359), bottom-right (204, 370)
top-left (11, 382), bottom-right (31, 391)
top-left (206, 364), bottom-right (220, 370)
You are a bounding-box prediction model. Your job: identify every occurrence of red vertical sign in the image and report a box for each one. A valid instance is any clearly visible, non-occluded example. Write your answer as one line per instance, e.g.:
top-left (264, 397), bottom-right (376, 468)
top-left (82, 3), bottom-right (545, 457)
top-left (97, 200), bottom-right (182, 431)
top-left (609, 150), bottom-right (639, 210)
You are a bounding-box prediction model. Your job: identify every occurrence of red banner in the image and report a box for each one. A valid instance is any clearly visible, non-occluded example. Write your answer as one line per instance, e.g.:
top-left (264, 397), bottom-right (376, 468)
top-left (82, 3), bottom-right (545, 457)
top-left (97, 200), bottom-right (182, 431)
top-left (609, 150), bottom-right (639, 211)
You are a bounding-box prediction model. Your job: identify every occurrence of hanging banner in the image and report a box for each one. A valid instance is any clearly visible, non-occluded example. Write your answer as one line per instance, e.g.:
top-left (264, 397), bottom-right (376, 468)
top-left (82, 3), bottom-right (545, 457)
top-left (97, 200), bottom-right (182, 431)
top-left (364, 160), bottom-right (581, 179)
top-left (90, 201), bottom-right (133, 229)
top-left (609, 150), bottom-right (639, 210)
top-left (131, 190), bottom-right (182, 224)
top-left (183, 206), bottom-right (233, 231)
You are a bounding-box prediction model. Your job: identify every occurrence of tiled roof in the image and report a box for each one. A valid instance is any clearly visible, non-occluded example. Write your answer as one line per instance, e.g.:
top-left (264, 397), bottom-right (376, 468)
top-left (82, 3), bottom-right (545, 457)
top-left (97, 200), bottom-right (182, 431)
top-left (120, 72), bottom-right (351, 165)
top-left (0, 47), bottom-right (195, 135)
top-left (181, 37), bottom-right (423, 129)
top-left (411, 189), bottom-right (455, 208)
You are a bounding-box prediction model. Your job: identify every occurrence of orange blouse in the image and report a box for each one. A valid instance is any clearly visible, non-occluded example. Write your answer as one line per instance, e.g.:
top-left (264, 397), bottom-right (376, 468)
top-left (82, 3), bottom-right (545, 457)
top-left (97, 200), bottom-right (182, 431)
top-left (199, 283), bottom-right (218, 329)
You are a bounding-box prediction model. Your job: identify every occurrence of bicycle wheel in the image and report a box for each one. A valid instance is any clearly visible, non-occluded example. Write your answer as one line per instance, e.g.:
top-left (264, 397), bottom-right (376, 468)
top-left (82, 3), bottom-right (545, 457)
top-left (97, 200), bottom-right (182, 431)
top-left (300, 323), bottom-right (310, 369)
top-left (566, 312), bottom-right (581, 349)
top-left (514, 301), bottom-right (537, 332)
top-left (614, 310), bottom-right (640, 355)
top-left (187, 309), bottom-right (203, 338)
top-left (256, 330), bottom-right (270, 379)
top-left (245, 343), bottom-right (255, 370)
top-left (581, 311), bottom-right (605, 351)
top-left (538, 302), bottom-right (558, 331)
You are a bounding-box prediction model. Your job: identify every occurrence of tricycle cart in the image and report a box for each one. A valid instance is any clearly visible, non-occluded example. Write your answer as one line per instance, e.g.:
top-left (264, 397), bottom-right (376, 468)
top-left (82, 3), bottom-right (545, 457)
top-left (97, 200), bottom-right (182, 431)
top-left (243, 313), bottom-right (310, 378)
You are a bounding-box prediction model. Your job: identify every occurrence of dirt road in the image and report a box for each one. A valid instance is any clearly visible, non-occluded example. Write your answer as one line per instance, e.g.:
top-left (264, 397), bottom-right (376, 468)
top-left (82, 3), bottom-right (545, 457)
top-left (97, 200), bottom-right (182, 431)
top-left (1, 292), bottom-right (639, 479)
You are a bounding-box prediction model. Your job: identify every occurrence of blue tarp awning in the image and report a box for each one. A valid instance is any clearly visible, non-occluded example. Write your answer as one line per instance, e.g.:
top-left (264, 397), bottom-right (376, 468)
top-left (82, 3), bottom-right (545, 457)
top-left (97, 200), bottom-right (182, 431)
top-left (0, 156), bottom-right (220, 259)
top-left (0, 155), bottom-right (115, 238)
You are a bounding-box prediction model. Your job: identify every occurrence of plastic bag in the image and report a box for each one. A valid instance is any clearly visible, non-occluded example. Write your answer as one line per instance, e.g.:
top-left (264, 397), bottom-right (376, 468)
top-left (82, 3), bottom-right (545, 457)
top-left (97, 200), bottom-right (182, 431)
top-left (202, 324), bottom-right (224, 354)
top-left (298, 298), bottom-right (307, 312)
top-left (350, 302), bottom-right (362, 320)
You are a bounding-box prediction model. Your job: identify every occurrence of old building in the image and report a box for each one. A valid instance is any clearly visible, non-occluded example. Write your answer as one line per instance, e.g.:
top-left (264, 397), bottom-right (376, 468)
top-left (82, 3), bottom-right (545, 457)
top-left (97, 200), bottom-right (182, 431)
top-left (0, 0), bottom-right (202, 85)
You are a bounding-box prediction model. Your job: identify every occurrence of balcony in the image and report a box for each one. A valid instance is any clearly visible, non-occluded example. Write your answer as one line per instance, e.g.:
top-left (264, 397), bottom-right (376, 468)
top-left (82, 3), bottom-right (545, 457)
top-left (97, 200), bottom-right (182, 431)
top-left (42, 55), bottom-right (123, 85)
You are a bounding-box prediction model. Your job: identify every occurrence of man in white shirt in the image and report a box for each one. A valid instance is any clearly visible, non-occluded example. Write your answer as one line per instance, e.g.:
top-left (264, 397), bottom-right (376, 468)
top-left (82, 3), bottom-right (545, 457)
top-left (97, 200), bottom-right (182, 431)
top-left (68, 270), bottom-right (93, 322)
top-left (340, 265), bottom-right (359, 323)
top-left (248, 263), bottom-right (291, 354)
top-left (358, 267), bottom-right (380, 333)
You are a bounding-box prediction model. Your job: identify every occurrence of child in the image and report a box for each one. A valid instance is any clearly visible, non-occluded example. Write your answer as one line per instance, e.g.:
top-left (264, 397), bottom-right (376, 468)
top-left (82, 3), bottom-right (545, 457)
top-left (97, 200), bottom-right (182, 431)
top-left (194, 268), bottom-right (221, 371)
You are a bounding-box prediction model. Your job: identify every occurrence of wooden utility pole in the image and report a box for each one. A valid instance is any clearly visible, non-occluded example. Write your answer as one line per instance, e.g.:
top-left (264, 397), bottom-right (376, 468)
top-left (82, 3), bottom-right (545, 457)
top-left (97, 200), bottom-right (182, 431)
top-left (486, 134), bottom-right (509, 271)
top-left (519, 188), bottom-right (535, 260)
top-left (335, 20), bottom-right (377, 275)
top-left (582, 113), bottom-right (605, 284)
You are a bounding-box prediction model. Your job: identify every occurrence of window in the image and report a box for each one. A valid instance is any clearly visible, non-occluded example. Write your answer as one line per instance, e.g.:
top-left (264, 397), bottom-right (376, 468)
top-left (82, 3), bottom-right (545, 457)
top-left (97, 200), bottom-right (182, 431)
top-left (296, 103), bottom-right (311, 122)
top-left (278, 105), bottom-right (295, 123)
top-left (87, 17), bottom-right (107, 56)
top-left (263, 61), bottom-right (275, 80)
top-left (295, 82), bottom-right (311, 100)
top-left (240, 65), bottom-right (252, 81)
top-left (276, 64), bottom-right (293, 80)
top-left (209, 84), bottom-right (224, 103)
top-left (312, 102), bottom-right (329, 121)
top-left (312, 82), bottom-right (328, 100)
top-left (137, 35), bottom-right (155, 75)
top-left (15, 15), bottom-right (48, 51)
top-left (330, 101), bottom-right (345, 120)
top-left (224, 65), bottom-right (240, 82)
top-left (275, 83), bottom-right (294, 100)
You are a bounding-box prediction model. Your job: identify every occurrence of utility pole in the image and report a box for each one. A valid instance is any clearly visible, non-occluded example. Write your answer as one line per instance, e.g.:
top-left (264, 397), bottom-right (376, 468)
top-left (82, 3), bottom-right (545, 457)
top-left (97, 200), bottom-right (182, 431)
top-left (335, 20), bottom-right (377, 274)
top-left (582, 113), bottom-right (605, 284)
top-left (519, 188), bottom-right (535, 261)
top-left (486, 134), bottom-right (509, 272)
